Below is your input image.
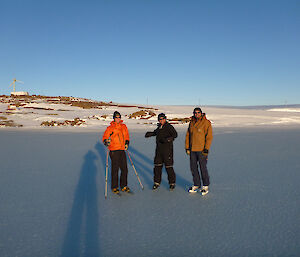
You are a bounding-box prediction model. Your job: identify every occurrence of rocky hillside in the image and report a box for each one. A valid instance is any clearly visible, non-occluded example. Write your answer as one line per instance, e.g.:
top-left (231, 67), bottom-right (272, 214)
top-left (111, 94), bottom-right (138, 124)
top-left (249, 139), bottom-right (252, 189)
top-left (0, 95), bottom-right (190, 129)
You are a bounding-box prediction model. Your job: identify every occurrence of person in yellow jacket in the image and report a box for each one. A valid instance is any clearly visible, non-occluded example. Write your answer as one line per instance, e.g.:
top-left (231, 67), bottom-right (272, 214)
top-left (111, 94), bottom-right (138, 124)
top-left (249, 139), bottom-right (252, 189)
top-left (185, 107), bottom-right (213, 195)
top-left (102, 111), bottom-right (130, 194)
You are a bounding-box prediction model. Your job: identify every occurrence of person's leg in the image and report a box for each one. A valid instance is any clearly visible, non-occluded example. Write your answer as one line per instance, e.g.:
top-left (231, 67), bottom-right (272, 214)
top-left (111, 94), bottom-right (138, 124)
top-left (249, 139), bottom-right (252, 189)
top-left (164, 149), bottom-right (176, 185)
top-left (154, 149), bottom-right (163, 184)
top-left (109, 151), bottom-right (120, 189)
top-left (190, 151), bottom-right (201, 187)
top-left (199, 153), bottom-right (210, 186)
top-left (119, 150), bottom-right (129, 188)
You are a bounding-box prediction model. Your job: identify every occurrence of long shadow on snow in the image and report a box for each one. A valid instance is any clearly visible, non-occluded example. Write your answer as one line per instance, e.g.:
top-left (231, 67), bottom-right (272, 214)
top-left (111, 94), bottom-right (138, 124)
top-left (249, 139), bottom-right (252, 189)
top-left (61, 150), bottom-right (101, 257)
top-left (129, 146), bottom-right (191, 190)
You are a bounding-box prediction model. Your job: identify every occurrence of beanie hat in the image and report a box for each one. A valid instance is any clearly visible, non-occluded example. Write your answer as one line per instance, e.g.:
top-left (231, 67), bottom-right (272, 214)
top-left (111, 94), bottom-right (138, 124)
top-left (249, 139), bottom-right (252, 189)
top-left (113, 111), bottom-right (121, 119)
top-left (158, 113), bottom-right (166, 120)
top-left (193, 107), bottom-right (202, 114)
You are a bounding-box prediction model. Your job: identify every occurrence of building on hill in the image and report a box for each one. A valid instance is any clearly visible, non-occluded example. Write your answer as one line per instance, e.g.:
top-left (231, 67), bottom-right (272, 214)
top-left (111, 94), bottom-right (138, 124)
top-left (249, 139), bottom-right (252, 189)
top-left (11, 91), bottom-right (29, 96)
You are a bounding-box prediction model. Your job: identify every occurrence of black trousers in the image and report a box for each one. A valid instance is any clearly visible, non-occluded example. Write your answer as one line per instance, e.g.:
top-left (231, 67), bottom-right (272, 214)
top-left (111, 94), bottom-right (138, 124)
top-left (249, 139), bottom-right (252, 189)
top-left (109, 150), bottom-right (128, 189)
top-left (154, 148), bottom-right (176, 184)
top-left (190, 151), bottom-right (210, 187)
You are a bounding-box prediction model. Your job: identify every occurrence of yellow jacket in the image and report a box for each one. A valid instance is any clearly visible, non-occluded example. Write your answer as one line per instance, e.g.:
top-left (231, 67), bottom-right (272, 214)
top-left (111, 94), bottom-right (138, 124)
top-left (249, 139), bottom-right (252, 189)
top-left (185, 114), bottom-right (213, 151)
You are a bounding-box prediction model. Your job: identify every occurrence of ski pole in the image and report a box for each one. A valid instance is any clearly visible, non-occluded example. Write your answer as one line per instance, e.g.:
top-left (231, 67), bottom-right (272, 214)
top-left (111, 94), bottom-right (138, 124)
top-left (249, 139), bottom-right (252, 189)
top-left (105, 148), bottom-right (109, 199)
top-left (126, 150), bottom-right (144, 190)
top-left (104, 132), bottom-right (113, 199)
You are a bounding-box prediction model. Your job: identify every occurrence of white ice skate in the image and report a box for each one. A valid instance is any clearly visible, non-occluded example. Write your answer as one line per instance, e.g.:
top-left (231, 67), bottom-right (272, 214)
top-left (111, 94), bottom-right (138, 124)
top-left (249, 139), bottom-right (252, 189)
top-left (188, 186), bottom-right (199, 193)
top-left (200, 186), bottom-right (209, 196)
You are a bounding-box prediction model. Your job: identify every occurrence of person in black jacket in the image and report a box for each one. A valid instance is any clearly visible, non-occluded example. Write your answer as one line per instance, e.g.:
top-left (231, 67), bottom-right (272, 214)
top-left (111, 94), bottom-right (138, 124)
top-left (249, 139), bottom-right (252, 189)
top-left (145, 113), bottom-right (177, 190)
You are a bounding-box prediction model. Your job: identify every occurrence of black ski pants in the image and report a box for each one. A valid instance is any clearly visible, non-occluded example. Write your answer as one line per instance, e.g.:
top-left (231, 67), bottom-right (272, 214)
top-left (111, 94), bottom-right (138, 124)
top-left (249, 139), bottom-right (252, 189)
top-left (109, 150), bottom-right (128, 189)
top-left (190, 151), bottom-right (210, 187)
top-left (154, 148), bottom-right (176, 185)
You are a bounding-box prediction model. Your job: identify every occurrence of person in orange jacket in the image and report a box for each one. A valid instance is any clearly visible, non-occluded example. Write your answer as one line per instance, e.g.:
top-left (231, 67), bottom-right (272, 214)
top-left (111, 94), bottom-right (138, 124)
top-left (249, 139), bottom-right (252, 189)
top-left (102, 111), bottom-right (130, 194)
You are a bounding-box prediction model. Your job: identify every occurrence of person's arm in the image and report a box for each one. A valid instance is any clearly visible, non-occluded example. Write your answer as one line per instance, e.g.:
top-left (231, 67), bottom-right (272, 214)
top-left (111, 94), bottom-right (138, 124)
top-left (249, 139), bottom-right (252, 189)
top-left (202, 122), bottom-right (213, 156)
top-left (102, 127), bottom-right (113, 146)
top-left (124, 125), bottom-right (130, 150)
top-left (204, 123), bottom-right (213, 150)
top-left (160, 125), bottom-right (177, 143)
top-left (185, 123), bottom-right (191, 155)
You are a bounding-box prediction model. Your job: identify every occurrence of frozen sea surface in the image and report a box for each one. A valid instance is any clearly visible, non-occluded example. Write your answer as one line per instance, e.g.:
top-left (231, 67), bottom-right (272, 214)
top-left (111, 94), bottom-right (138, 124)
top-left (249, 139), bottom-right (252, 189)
top-left (0, 127), bottom-right (300, 257)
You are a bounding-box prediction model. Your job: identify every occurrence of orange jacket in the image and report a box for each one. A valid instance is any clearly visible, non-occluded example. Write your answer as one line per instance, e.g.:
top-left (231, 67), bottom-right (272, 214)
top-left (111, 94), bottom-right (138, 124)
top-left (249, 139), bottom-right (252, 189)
top-left (102, 120), bottom-right (130, 151)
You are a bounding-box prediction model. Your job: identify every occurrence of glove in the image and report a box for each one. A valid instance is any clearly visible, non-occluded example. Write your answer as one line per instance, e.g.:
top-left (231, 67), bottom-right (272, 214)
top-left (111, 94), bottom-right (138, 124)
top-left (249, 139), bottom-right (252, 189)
top-left (103, 138), bottom-right (111, 147)
top-left (202, 148), bottom-right (209, 156)
top-left (145, 132), bottom-right (155, 138)
top-left (125, 140), bottom-right (129, 150)
top-left (186, 149), bottom-right (190, 155)
top-left (159, 137), bottom-right (173, 144)
top-left (166, 137), bottom-right (173, 143)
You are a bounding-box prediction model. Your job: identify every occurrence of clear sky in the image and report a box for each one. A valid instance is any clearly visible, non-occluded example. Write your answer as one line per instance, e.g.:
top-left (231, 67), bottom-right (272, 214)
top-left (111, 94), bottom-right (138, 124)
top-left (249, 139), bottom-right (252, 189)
top-left (1, 0), bottom-right (299, 106)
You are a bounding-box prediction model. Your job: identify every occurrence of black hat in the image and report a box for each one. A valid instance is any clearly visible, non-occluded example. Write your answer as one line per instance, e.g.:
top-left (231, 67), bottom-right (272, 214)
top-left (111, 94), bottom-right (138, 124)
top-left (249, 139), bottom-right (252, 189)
top-left (113, 111), bottom-right (121, 119)
top-left (158, 113), bottom-right (166, 120)
top-left (193, 107), bottom-right (202, 114)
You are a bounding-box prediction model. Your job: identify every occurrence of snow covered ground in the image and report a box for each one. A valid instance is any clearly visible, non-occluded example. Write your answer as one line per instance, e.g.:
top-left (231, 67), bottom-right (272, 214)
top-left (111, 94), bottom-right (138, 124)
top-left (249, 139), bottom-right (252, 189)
top-left (1, 95), bottom-right (300, 129)
top-left (0, 126), bottom-right (300, 257)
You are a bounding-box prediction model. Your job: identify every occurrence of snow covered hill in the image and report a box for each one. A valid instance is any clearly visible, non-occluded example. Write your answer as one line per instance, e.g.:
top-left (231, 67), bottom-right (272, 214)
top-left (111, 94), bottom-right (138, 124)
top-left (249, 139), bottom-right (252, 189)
top-left (1, 95), bottom-right (300, 129)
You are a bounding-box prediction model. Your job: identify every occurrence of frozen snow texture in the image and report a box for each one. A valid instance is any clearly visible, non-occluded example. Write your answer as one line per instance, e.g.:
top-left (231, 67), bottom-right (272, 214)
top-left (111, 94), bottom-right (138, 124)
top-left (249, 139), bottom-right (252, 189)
top-left (0, 127), bottom-right (300, 256)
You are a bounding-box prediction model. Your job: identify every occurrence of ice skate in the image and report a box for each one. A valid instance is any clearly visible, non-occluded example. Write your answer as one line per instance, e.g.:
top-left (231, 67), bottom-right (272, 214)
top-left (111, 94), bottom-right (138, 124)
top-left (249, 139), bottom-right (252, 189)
top-left (200, 186), bottom-right (209, 196)
top-left (169, 184), bottom-right (176, 191)
top-left (188, 186), bottom-right (199, 193)
top-left (121, 186), bottom-right (131, 193)
top-left (152, 182), bottom-right (160, 190)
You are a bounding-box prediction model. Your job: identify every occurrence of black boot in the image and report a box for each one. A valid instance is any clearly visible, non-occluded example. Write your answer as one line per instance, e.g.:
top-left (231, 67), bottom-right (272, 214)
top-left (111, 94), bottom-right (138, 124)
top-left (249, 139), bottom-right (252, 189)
top-left (152, 182), bottom-right (160, 190)
top-left (169, 184), bottom-right (176, 191)
top-left (112, 188), bottom-right (120, 194)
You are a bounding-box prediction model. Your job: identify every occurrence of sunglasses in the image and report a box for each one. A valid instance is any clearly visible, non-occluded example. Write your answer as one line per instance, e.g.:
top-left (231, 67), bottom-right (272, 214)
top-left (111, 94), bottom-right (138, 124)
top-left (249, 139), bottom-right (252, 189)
top-left (115, 116), bottom-right (121, 119)
top-left (194, 112), bottom-right (201, 114)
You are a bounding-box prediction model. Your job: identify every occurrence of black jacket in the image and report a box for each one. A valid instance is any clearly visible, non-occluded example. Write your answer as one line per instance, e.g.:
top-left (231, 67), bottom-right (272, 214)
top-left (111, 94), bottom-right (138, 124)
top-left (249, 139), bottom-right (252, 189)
top-left (146, 122), bottom-right (177, 150)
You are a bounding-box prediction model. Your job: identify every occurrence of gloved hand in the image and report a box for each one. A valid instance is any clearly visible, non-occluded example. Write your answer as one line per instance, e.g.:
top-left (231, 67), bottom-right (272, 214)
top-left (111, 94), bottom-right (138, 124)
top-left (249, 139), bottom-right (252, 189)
top-left (159, 137), bottom-right (173, 144)
top-left (186, 149), bottom-right (190, 155)
top-left (202, 148), bottom-right (209, 156)
top-left (145, 132), bottom-right (155, 138)
top-left (103, 138), bottom-right (111, 147)
top-left (166, 137), bottom-right (173, 143)
top-left (125, 140), bottom-right (129, 150)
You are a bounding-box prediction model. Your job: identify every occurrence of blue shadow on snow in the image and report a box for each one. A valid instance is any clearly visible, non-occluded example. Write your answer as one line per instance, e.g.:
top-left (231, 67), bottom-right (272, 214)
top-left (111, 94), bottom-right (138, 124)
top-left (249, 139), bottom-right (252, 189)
top-left (60, 150), bottom-right (101, 257)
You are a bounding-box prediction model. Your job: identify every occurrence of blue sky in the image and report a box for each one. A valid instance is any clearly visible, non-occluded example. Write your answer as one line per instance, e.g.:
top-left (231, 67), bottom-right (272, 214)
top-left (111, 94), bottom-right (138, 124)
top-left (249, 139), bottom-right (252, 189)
top-left (1, 0), bottom-right (299, 106)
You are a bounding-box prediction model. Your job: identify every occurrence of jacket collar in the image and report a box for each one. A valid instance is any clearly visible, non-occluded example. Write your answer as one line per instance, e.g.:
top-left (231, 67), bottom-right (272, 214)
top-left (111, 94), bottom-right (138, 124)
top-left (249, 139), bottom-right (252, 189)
top-left (110, 120), bottom-right (124, 126)
top-left (192, 113), bottom-right (206, 123)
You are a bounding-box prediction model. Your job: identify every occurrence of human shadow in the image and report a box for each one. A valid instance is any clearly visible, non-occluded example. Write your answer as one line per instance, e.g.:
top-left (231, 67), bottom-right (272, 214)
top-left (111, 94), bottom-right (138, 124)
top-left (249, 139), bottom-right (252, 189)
top-left (60, 150), bottom-right (100, 257)
top-left (94, 142), bottom-right (110, 192)
top-left (129, 145), bottom-right (191, 189)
